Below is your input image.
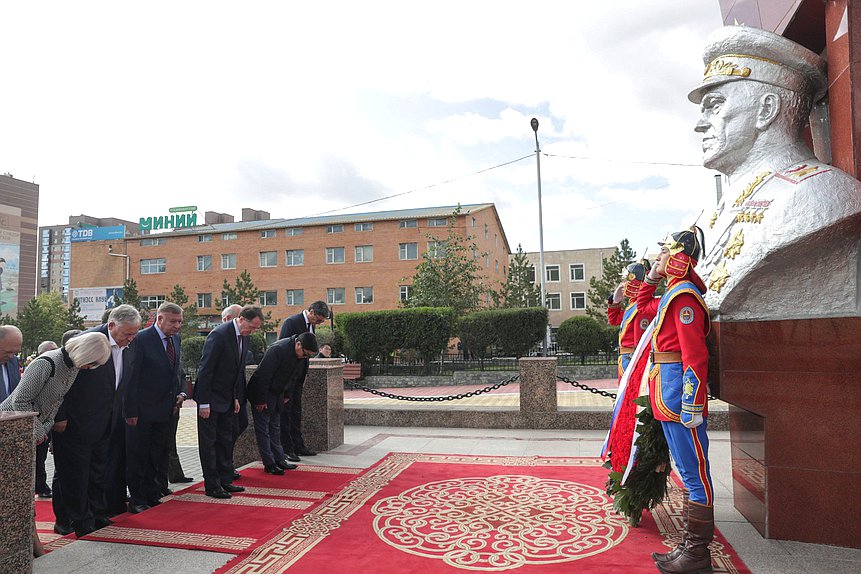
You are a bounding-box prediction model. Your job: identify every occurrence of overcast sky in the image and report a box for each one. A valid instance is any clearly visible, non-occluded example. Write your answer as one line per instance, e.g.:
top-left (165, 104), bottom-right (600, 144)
top-left (1, 1), bottom-right (724, 259)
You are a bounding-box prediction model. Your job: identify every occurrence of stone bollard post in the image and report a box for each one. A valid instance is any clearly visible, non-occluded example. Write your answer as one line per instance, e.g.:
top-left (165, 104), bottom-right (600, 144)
top-left (0, 411), bottom-right (38, 574)
top-left (302, 358), bottom-right (345, 452)
top-left (518, 357), bottom-right (558, 427)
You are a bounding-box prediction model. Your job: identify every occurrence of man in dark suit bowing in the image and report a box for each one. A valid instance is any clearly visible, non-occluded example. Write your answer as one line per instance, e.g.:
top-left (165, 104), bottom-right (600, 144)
top-left (247, 331), bottom-right (318, 474)
top-left (0, 326), bottom-right (23, 403)
top-left (124, 302), bottom-right (185, 513)
top-left (194, 305), bottom-right (264, 498)
top-left (278, 300), bottom-right (329, 460)
top-left (53, 304), bottom-right (140, 537)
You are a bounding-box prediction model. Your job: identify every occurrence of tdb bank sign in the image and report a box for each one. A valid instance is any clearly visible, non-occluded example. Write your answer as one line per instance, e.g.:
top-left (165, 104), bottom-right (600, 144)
top-left (70, 226), bottom-right (126, 243)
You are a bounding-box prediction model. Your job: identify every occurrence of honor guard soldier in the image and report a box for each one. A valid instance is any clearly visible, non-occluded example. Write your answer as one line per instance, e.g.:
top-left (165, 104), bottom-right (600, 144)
top-left (607, 259), bottom-right (654, 377)
top-left (636, 227), bottom-right (714, 574)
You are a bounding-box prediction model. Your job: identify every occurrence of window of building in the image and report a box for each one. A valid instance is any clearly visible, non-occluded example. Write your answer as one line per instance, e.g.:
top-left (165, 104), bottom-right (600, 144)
top-left (286, 289), bottom-right (304, 306)
top-left (355, 222), bottom-right (373, 231)
top-left (471, 217), bottom-right (476, 227)
top-left (260, 230), bottom-right (276, 238)
top-left (196, 255), bottom-right (212, 272)
top-left (197, 293), bottom-right (212, 308)
top-left (355, 245), bottom-right (373, 263)
top-left (527, 265), bottom-right (536, 283)
top-left (221, 294), bottom-right (231, 307)
top-left (222, 232), bottom-right (237, 240)
top-left (546, 265), bottom-right (560, 282)
top-left (484, 223), bottom-right (488, 239)
top-left (428, 241), bottom-right (446, 259)
top-left (221, 253), bottom-right (236, 270)
top-left (399, 285), bottom-right (412, 302)
top-left (326, 247), bottom-right (345, 264)
top-left (355, 287), bottom-right (374, 304)
top-left (545, 293), bottom-right (561, 310)
top-left (140, 238), bottom-right (166, 246)
top-left (198, 234), bottom-right (212, 242)
top-left (285, 249), bottom-right (304, 266)
top-left (399, 242), bottom-right (418, 260)
top-left (570, 292), bottom-right (586, 310)
top-left (570, 263), bottom-right (585, 281)
top-left (259, 251), bottom-right (277, 267)
top-left (259, 291), bottom-right (277, 306)
top-left (326, 224), bottom-right (343, 233)
top-left (285, 227), bottom-right (303, 236)
top-left (326, 287), bottom-right (345, 305)
top-left (140, 258), bottom-right (166, 274)
top-left (485, 254), bottom-right (490, 268)
top-left (141, 295), bottom-right (165, 308)
top-left (399, 219), bottom-right (417, 228)
top-left (427, 217), bottom-right (448, 227)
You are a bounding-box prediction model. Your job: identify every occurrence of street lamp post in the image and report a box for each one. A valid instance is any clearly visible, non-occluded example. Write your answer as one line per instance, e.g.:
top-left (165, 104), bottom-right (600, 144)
top-left (531, 118), bottom-right (551, 356)
top-left (108, 244), bottom-right (130, 282)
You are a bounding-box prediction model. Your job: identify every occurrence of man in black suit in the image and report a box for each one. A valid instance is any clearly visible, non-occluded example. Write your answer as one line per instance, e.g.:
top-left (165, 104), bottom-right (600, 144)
top-left (278, 300), bottom-right (329, 460)
top-left (247, 332), bottom-right (317, 474)
top-left (124, 302), bottom-right (185, 513)
top-left (194, 305), bottom-right (263, 498)
top-left (52, 304), bottom-right (140, 537)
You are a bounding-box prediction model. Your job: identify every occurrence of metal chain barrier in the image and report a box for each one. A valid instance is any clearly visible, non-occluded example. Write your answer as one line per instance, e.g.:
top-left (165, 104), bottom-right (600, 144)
top-left (557, 376), bottom-right (617, 400)
top-left (344, 374), bottom-right (519, 402)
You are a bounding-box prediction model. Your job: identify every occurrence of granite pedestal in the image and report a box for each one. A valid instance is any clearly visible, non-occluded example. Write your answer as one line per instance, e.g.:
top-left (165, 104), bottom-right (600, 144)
top-left (0, 411), bottom-right (38, 574)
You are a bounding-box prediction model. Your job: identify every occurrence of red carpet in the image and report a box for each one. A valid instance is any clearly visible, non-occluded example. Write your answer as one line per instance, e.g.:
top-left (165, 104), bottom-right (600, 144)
top-left (82, 464), bottom-right (361, 554)
top-left (35, 499), bottom-right (75, 553)
top-left (218, 454), bottom-right (751, 573)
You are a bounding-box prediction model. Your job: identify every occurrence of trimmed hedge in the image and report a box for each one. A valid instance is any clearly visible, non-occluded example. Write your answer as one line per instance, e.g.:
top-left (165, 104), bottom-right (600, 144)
top-left (180, 336), bottom-right (206, 372)
top-left (457, 307), bottom-right (548, 358)
top-left (557, 316), bottom-right (607, 361)
top-left (336, 307), bottom-right (454, 366)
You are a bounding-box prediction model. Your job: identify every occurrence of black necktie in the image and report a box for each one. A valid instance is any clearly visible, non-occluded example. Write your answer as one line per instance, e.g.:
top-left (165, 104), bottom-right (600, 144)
top-left (165, 337), bottom-right (176, 369)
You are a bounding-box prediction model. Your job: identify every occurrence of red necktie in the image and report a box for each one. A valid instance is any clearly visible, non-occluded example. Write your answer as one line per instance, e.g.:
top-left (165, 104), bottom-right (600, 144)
top-left (165, 337), bottom-right (176, 369)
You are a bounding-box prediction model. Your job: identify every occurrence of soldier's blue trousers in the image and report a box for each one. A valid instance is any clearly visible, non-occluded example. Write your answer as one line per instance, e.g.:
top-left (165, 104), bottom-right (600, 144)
top-left (661, 419), bottom-right (714, 505)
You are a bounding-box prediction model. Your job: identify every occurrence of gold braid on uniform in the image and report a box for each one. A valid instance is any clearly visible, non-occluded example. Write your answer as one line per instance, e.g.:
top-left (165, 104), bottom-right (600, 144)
top-left (604, 396), bottom-right (672, 527)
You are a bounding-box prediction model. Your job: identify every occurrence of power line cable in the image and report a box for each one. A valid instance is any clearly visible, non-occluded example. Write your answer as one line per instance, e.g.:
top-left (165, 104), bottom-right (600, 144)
top-left (543, 152), bottom-right (702, 167)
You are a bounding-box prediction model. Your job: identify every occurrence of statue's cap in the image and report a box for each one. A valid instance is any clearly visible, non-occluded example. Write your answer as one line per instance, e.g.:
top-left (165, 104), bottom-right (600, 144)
top-left (688, 26), bottom-right (826, 104)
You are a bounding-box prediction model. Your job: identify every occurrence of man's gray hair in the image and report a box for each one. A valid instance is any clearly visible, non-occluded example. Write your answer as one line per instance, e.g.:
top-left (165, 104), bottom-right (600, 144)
top-left (0, 325), bottom-right (22, 342)
top-left (158, 302), bottom-right (183, 316)
top-left (221, 304), bottom-right (242, 322)
top-left (108, 304), bottom-right (142, 326)
top-left (37, 341), bottom-right (59, 355)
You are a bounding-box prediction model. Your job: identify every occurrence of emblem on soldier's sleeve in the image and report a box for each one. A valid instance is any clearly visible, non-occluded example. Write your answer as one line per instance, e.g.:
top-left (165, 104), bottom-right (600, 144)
top-left (679, 306), bottom-right (694, 325)
top-left (683, 380), bottom-right (694, 399)
top-left (640, 318), bottom-right (650, 330)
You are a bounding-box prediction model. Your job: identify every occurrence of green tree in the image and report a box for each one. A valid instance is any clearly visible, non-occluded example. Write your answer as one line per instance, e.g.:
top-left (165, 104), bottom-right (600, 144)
top-left (180, 336), bottom-right (206, 374)
top-left (557, 315), bottom-right (606, 364)
top-left (405, 206), bottom-right (487, 314)
top-left (66, 297), bottom-right (86, 330)
top-left (220, 270), bottom-right (279, 333)
top-left (115, 277), bottom-right (150, 324)
top-left (15, 293), bottom-right (70, 357)
top-left (165, 284), bottom-right (201, 339)
top-left (586, 239), bottom-right (637, 321)
top-left (492, 244), bottom-right (541, 308)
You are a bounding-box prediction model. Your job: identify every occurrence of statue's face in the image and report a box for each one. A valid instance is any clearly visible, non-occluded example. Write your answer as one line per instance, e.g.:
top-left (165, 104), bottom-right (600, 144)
top-left (694, 82), bottom-right (761, 174)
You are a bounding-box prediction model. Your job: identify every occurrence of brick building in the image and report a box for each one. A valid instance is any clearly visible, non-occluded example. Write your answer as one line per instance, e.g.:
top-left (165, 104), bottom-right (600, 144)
top-left (69, 203), bottom-right (511, 337)
top-left (522, 247), bottom-right (614, 333)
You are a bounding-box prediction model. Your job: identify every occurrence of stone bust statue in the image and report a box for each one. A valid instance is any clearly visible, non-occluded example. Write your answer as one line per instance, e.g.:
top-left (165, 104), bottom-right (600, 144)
top-left (690, 26), bottom-right (861, 321)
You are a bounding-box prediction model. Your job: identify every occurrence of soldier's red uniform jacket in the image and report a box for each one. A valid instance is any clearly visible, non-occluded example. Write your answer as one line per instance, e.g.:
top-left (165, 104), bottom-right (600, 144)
top-left (636, 274), bottom-right (710, 424)
top-left (608, 302), bottom-right (655, 351)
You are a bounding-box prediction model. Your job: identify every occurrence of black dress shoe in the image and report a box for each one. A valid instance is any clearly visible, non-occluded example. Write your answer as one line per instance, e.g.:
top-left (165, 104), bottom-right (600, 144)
top-left (232, 471), bottom-right (241, 481)
top-left (147, 499), bottom-right (162, 507)
top-left (275, 460), bottom-right (298, 470)
top-left (297, 447), bottom-right (317, 456)
top-left (221, 483), bottom-right (245, 493)
top-left (171, 476), bottom-right (194, 483)
top-left (36, 487), bottom-right (52, 499)
top-left (205, 488), bottom-right (231, 499)
top-left (128, 504), bottom-right (150, 514)
top-left (54, 523), bottom-right (74, 536)
top-left (94, 517), bottom-right (114, 529)
top-left (284, 452), bottom-right (301, 462)
top-left (161, 487), bottom-right (174, 496)
top-left (264, 464), bottom-right (285, 475)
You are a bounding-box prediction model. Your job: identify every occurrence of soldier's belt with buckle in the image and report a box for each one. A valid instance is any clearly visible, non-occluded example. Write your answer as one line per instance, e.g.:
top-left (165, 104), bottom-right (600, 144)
top-left (650, 351), bottom-right (682, 363)
top-left (619, 346), bottom-right (634, 355)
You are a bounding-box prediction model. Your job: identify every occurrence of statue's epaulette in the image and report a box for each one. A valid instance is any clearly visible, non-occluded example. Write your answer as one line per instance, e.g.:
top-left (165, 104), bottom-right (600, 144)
top-left (775, 162), bottom-right (832, 184)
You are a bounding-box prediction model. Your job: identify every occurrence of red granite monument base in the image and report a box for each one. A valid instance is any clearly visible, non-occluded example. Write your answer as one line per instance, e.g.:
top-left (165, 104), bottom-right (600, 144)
top-left (708, 317), bottom-right (861, 548)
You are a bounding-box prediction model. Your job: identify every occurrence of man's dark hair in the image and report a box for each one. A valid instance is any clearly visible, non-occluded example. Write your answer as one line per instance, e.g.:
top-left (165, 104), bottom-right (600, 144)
top-left (62, 329), bottom-right (83, 346)
top-left (297, 332), bottom-right (318, 353)
top-left (239, 305), bottom-right (265, 322)
top-left (308, 300), bottom-right (330, 319)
